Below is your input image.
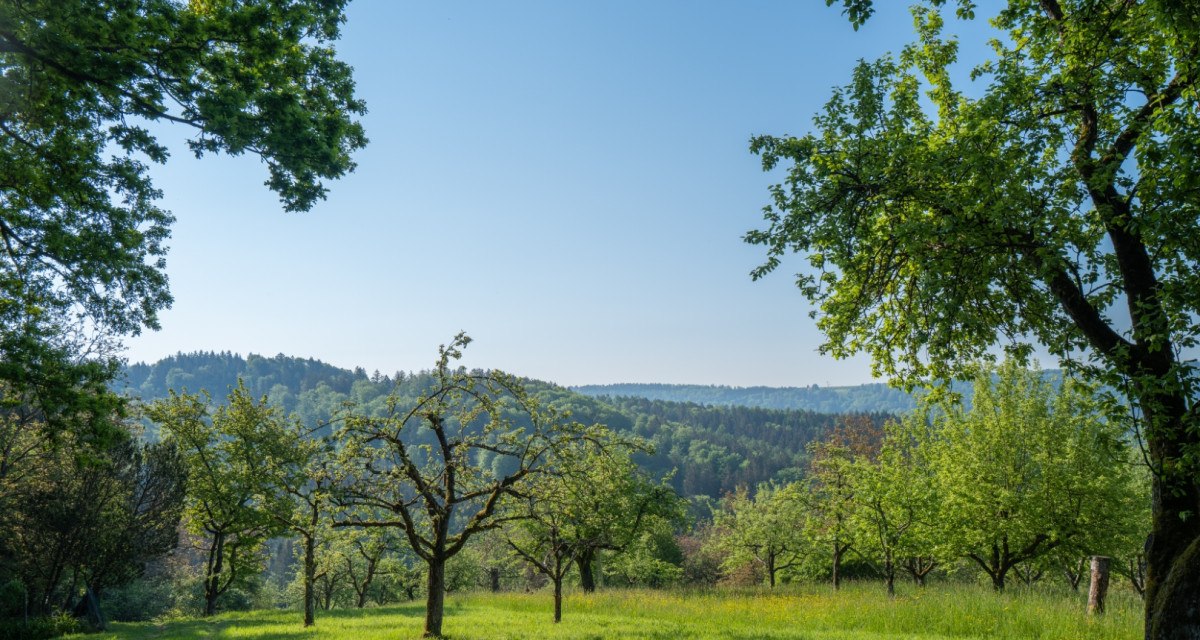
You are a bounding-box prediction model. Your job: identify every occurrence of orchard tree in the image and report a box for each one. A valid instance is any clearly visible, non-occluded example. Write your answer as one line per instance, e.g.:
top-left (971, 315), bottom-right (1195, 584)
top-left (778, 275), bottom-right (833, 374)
top-left (293, 535), bottom-right (350, 611)
top-left (849, 416), bottom-right (939, 597)
top-left (806, 439), bottom-right (858, 590)
top-left (1048, 448), bottom-right (1150, 594)
top-left (927, 363), bottom-right (1140, 592)
top-left (556, 445), bottom-right (680, 593)
top-left (503, 497), bottom-right (576, 624)
top-left (467, 529), bottom-right (519, 593)
top-left (748, 1), bottom-right (1198, 634)
top-left (319, 526), bottom-right (418, 608)
top-left (712, 483), bottom-right (810, 588)
top-left (148, 383), bottom-right (286, 616)
top-left (600, 518), bottom-right (685, 588)
top-left (240, 407), bottom-right (337, 627)
top-left (504, 443), bottom-right (679, 621)
top-left (336, 334), bottom-right (602, 638)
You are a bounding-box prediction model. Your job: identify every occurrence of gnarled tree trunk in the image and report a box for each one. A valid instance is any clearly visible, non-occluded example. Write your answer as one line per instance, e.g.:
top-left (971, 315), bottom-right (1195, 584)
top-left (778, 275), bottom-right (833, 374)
top-left (1144, 422), bottom-right (1200, 640)
top-left (424, 557), bottom-right (446, 638)
top-left (203, 531), bottom-right (225, 617)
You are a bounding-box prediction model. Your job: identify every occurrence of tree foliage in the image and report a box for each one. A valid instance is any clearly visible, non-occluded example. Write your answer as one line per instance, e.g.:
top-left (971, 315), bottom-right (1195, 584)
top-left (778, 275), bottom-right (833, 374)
top-left (848, 416), bottom-right (938, 597)
top-left (925, 362), bottom-right (1141, 592)
top-left (0, 0), bottom-right (366, 331)
top-left (0, 422), bottom-right (185, 621)
top-left (712, 483), bottom-right (811, 589)
top-left (748, 1), bottom-right (1199, 634)
top-left (0, 0), bottom-right (366, 463)
top-left (148, 383), bottom-right (286, 616)
top-left (336, 333), bottom-right (603, 638)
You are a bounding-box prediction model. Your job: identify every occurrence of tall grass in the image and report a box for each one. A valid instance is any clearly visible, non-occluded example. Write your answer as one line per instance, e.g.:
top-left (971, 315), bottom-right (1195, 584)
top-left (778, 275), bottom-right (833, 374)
top-left (69, 581), bottom-right (1141, 639)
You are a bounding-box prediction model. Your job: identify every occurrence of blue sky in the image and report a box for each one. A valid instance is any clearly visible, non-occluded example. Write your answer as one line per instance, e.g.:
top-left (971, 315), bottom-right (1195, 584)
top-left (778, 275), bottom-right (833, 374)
top-left (124, 1), bottom-right (990, 387)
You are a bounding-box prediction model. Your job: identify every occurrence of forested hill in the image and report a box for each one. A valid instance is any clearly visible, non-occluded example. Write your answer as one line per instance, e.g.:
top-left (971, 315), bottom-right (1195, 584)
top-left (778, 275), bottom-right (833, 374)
top-left (118, 352), bottom-right (889, 499)
top-left (571, 382), bottom-right (918, 414)
top-left (124, 351), bottom-right (367, 399)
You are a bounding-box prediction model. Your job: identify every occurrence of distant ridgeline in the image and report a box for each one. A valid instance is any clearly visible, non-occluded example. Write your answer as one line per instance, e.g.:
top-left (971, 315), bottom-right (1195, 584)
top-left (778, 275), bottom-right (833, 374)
top-left (571, 383), bottom-right (919, 414)
top-left (118, 352), bottom-right (896, 499)
top-left (572, 371), bottom-right (1083, 416)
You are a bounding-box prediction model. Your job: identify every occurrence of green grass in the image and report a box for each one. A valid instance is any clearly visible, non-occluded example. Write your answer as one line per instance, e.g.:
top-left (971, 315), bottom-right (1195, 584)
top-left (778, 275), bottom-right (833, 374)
top-left (69, 582), bottom-right (1142, 640)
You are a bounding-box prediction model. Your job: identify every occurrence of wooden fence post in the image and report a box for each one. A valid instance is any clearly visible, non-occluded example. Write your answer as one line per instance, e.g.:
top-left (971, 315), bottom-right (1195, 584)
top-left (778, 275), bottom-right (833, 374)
top-left (1088, 555), bottom-right (1110, 615)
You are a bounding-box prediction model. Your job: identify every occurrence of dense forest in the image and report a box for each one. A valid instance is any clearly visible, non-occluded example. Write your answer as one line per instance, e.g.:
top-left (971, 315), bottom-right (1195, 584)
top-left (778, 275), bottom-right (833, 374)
top-left (119, 352), bottom-right (882, 500)
top-left (572, 383), bottom-right (918, 414)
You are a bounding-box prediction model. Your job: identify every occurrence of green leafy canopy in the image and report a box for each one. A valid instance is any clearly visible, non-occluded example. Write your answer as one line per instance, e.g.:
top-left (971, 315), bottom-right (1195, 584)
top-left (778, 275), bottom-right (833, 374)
top-left (0, 0), bottom-right (367, 345)
top-left (750, 1), bottom-right (1198, 386)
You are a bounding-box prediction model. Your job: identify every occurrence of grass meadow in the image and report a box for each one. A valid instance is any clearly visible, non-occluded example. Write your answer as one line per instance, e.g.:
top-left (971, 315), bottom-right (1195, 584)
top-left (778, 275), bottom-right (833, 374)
top-left (69, 582), bottom-right (1143, 640)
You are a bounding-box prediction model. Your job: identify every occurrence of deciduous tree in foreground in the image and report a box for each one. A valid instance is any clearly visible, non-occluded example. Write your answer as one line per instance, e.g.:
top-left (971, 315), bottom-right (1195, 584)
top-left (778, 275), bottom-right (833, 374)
top-left (0, 0), bottom-right (367, 442)
top-left (749, 1), bottom-right (1199, 635)
top-left (2, 3), bottom-right (366, 621)
top-left (336, 334), bottom-right (603, 638)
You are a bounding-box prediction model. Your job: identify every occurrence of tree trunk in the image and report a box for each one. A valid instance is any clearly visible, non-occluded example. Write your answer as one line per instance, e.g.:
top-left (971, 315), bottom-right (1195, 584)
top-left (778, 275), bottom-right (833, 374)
top-left (976, 543), bottom-right (1009, 593)
top-left (303, 534), bottom-right (316, 627)
top-left (87, 587), bottom-right (106, 631)
top-left (63, 568), bottom-right (79, 615)
top-left (204, 531), bottom-right (224, 617)
top-left (424, 557), bottom-right (446, 638)
top-left (1146, 525), bottom-right (1200, 640)
top-left (490, 568), bottom-right (500, 593)
top-left (322, 576), bottom-right (334, 611)
top-left (831, 543), bottom-right (842, 590)
top-left (1123, 333), bottom-right (1200, 633)
top-left (352, 546), bottom-right (379, 609)
top-left (991, 569), bottom-right (1006, 593)
top-left (1014, 563), bottom-right (1043, 586)
top-left (576, 550), bottom-right (596, 593)
top-left (884, 554), bottom-right (895, 599)
top-left (1088, 556), bottom-right (1110, 616)
top-left (1062, 557), bottom-right (1085, 592)
top-left (903, 557), bottom-right (933, 587)
top-left (1141, 396), bottom-right (1200, 639)
top-left (553, 576), bottom-right (562, 623)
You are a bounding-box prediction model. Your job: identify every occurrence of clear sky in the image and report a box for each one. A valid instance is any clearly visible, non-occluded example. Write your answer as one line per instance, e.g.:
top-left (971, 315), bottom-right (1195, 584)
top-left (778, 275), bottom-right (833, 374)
top-left (123, 1), bottom-right (990, 387)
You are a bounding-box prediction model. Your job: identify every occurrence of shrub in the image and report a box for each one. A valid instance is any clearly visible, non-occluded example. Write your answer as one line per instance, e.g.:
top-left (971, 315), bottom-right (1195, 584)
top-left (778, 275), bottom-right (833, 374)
top-left (0, 612), bottom-right (79, 640)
